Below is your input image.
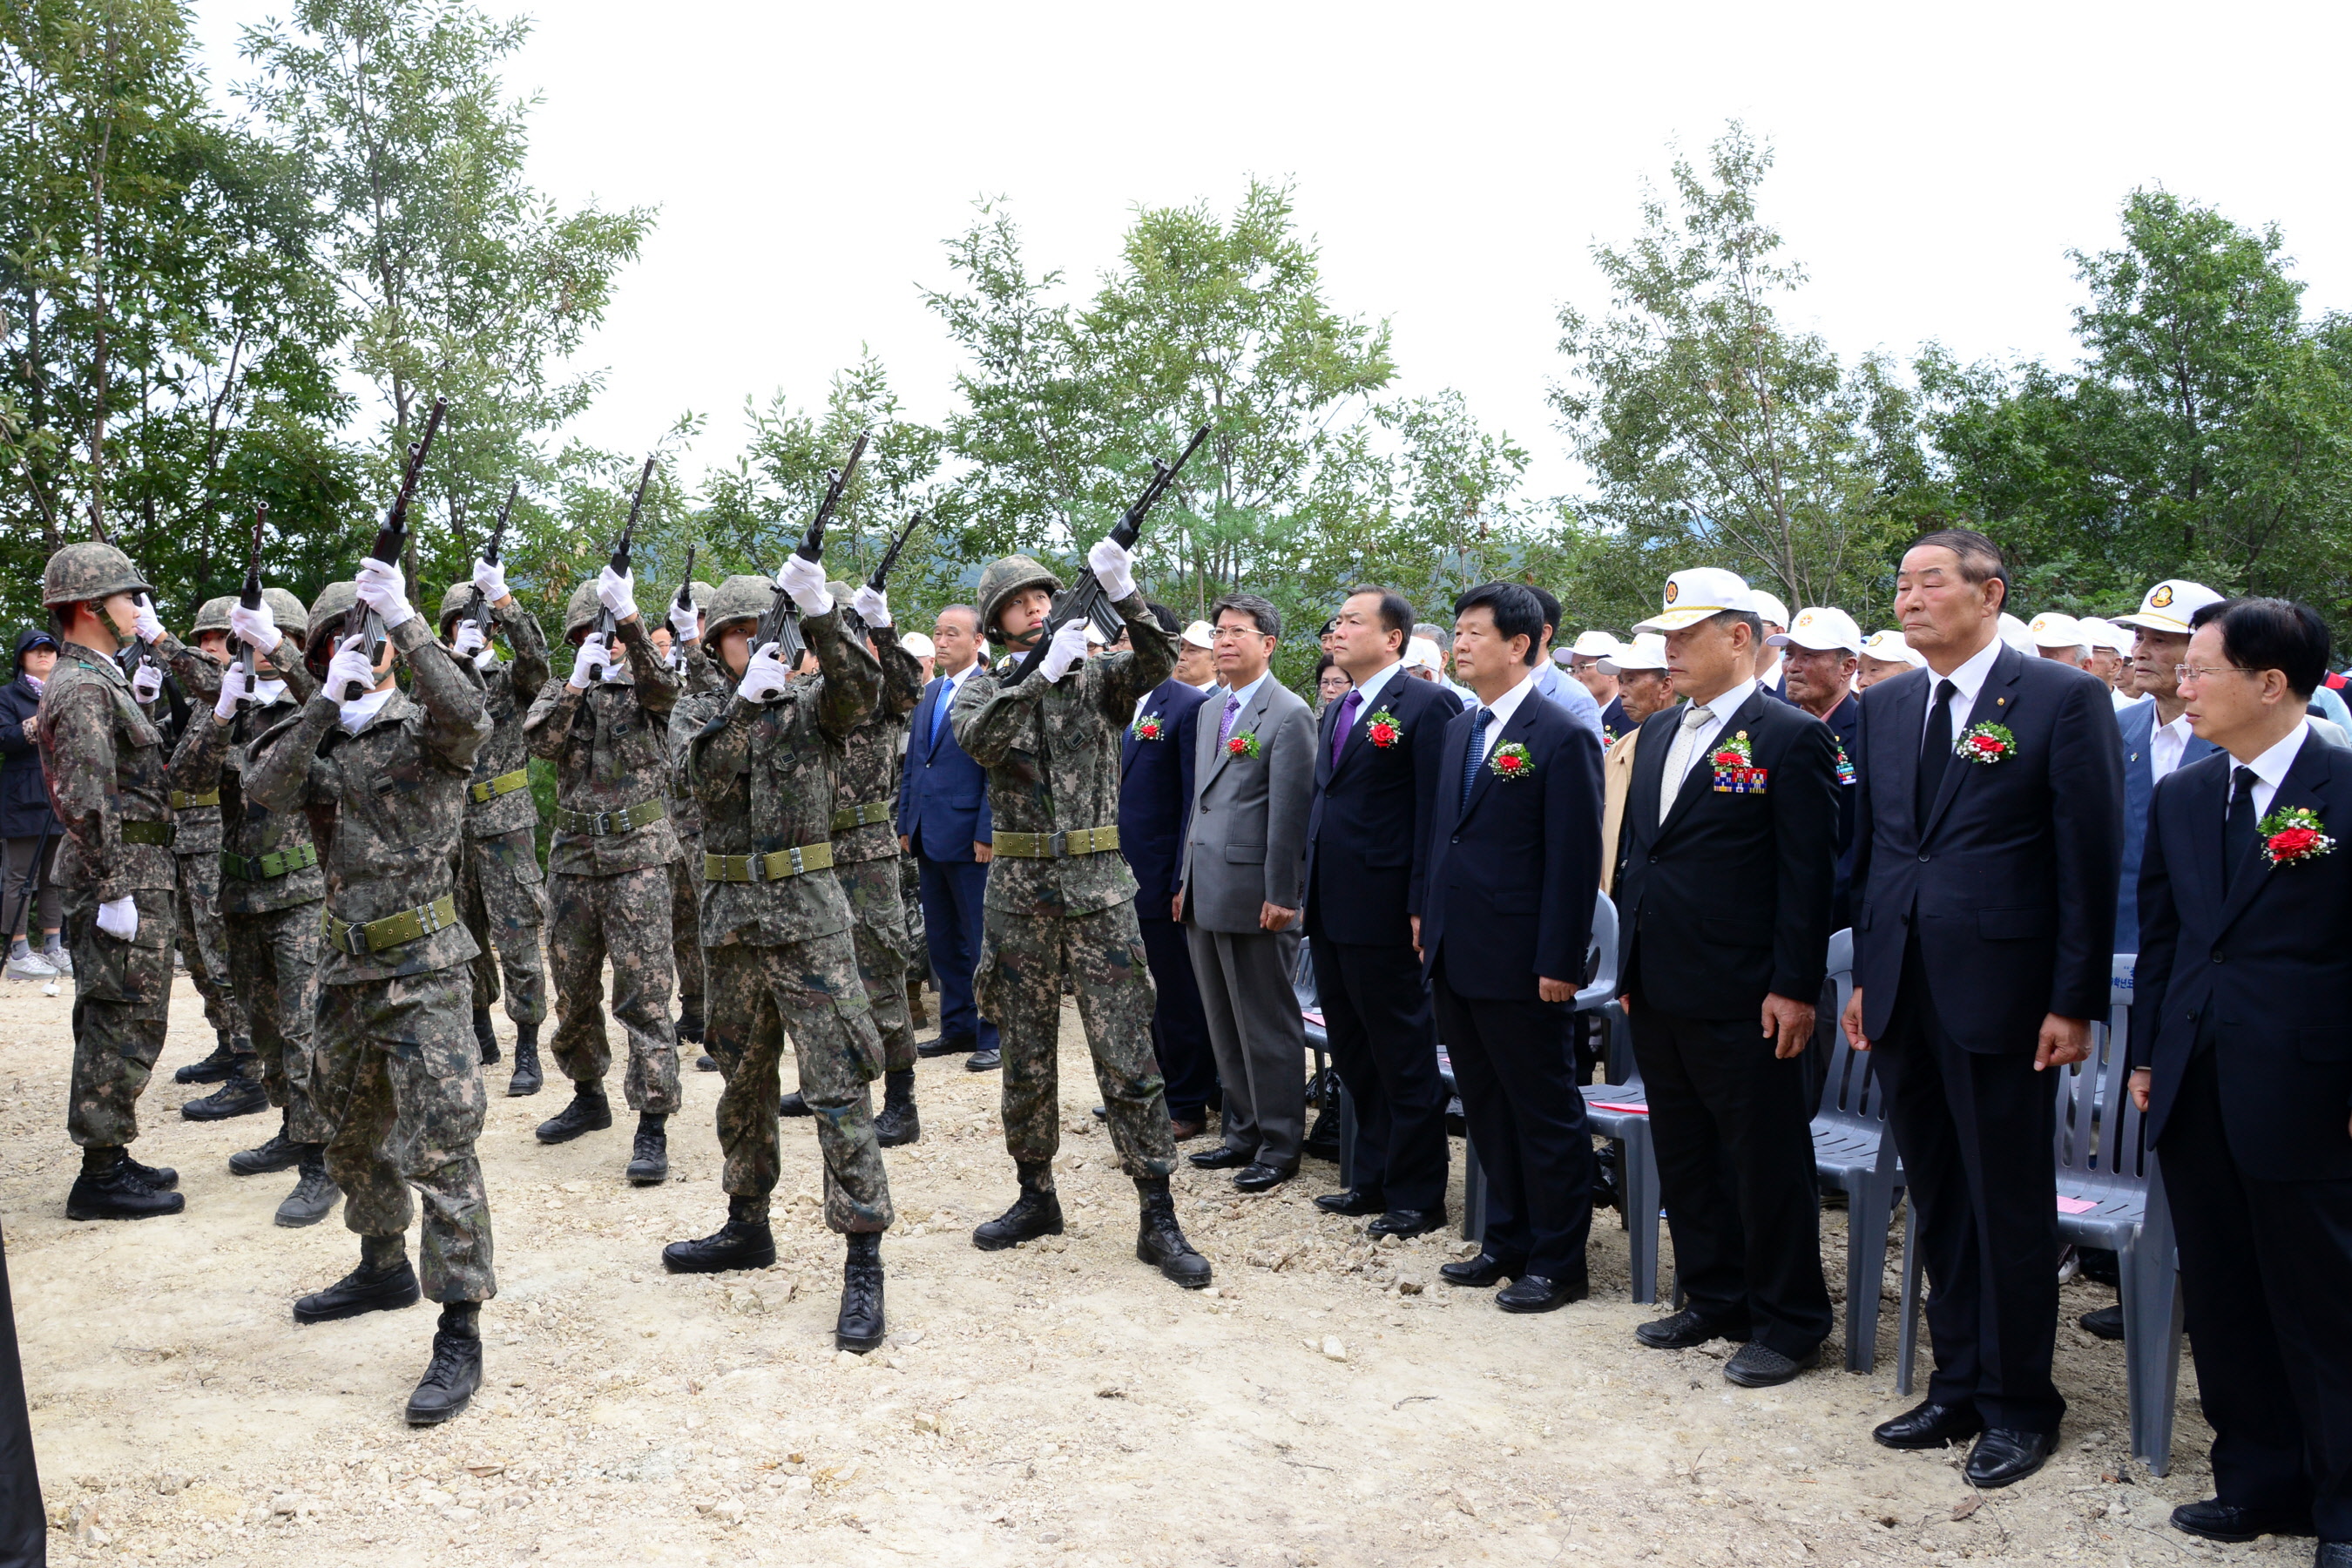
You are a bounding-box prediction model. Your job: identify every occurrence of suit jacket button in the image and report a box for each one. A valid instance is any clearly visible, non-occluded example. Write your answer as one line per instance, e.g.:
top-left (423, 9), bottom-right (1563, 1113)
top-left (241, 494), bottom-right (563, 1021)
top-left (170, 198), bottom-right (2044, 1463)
top-left (2212, 950), bottom-right (2224, 963)
top-left (1450, 835), bottom-right (1460, 844)
top-left (1916, 852), bottom-right (1930, 862)
top-left (1647, 854), bottom-right (1659, 864)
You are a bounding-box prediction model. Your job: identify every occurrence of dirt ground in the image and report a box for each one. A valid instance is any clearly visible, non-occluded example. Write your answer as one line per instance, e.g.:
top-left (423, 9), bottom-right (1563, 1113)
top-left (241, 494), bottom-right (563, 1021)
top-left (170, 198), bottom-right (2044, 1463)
top-left (0, 963), bottom-right (2297, 1567)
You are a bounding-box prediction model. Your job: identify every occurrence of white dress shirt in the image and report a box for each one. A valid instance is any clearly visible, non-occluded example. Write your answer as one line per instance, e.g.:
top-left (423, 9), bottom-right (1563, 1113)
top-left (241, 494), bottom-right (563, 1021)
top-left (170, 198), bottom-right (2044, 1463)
top-left (2149, 708), bottom-right (2198, 782)
top-left (1466, 667), bottom-right (1541, 767)
top-left (1920, 634), bottom-right (2005, 744)
top-left (1217, 670), bottom-right (1270, 738)
top-left (1348, 658), bottom-right (1406, 715)
top-left (2234, 720), bottom-right (2310, 823)
top-left (1659, 677), bottom-right (1758, 821)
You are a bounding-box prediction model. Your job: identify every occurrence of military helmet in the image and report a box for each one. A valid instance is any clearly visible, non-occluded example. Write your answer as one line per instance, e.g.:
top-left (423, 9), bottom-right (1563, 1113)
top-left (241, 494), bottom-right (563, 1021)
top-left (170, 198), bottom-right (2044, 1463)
top-left (307, 580), bottom-right (359, 649)
top-left (564, 579), bottom-right (603, 644)
top-left (260, 587), bottom-right (309, 641)
top-left (189, 596), bottom-right (237, 638)
top-left (701, 575), bottom-right (771, 651)
top-left (42, 541), bottom-right (153, 609)
top-left (688, 579), bottom-right (715, 610)
top-left (437, 581), bottom-right (493, 636)
top-left (977, 555), bottom-right (1060, 645)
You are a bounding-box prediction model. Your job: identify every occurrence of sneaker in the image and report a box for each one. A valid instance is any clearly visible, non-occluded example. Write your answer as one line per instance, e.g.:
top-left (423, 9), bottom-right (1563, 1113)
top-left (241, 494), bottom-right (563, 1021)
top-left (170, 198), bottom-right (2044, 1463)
top-left (5, 941), bottom-right (57, 980)
top-left (43, 940), bottom-right (71, 977)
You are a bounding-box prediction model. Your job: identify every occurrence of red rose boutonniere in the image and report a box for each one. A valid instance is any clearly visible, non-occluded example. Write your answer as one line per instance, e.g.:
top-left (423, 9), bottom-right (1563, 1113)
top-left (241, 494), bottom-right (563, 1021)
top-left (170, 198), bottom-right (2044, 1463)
top-left (1956, 721), bottom-right (2017, 764)
top-left (1132, 713), bottom-right (1164, 742)
top-left (2259, 805), bottom-right (2335, 867)
top-left (1365, 708), bottom-right (1402, 747)
top-left (1489, 741), bottom-right (1533, 780)
top-left (1227, 731), bottom-right (1260, 759)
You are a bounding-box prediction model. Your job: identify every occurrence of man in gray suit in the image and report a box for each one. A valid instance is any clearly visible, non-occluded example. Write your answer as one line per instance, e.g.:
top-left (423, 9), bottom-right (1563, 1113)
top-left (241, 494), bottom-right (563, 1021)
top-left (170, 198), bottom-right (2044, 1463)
top-left (1179, 592), bottom-right (1317, 1193)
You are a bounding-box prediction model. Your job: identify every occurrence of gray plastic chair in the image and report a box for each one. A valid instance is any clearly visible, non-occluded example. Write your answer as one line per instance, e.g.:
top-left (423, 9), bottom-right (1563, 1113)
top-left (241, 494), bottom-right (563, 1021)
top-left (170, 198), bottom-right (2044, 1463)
top-left (1806, 929), bottom-right (1907, 1373)
top-left (1894, 954), bottom-right (2182, 1474)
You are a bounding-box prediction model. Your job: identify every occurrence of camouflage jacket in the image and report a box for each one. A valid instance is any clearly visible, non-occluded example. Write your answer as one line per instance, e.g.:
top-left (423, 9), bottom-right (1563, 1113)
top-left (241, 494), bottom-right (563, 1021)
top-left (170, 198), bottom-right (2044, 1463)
top-left (684, 607), bottom-right (878, 948)
top-left (666, 638), bottom-right (730, 840)
top-left (153, 634), bottom-right (227, 855)
top-left (524, 614), bottom-right (680, 876)
top-left (244, 616), bottom-right (490, 985)
top-left (36, 640), bottom-right (178, 901)
top-left (828, 623), bottom-right (924, 867)
top-left (168, 645), bottom-right (324, 916)
top-left (458, 594), bottom-right (551, 840)
top-left (951, 590), bottom-right (1175, 918)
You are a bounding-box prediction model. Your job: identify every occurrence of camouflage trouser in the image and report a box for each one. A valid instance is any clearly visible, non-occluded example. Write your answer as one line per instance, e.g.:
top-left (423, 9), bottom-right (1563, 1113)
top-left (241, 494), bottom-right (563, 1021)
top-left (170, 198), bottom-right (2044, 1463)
top-left (976, 902), bottom-right (1176, 1179)
top-left (546, 863), bottom-right (681, 1114)
top-left (838, 855), bottom-right (916, 1073)
top-left (64, 885), bottom-right (178, 1149)
top-left (457, 826), bottom-right (548, 1027)
top-left (223, 902), bottom-right (330, 1145)
top-left (173, 850), bottom-right (248, 1044)
top-left (669, 841), bottom-right (704, 1019)
top-left (705, 931), bottom-right (892, 1233)
top-left (315, 963), bottom-right (495, 1302)
top-left (899, 850), bottom-right (926, 963)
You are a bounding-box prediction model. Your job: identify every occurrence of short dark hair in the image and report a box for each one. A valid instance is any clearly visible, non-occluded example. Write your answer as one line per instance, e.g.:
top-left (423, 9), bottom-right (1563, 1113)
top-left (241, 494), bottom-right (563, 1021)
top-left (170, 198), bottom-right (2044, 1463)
top-left (1342, 585), bottom-right (1414, 645)
top-left (1524, 584), bottom-right (1563, 637)
top-left (1210, 592), bottom-right (1281, 639)
top-left (1145, 601), bottom-right (1179, 635)
top-left (2193, 597), bottom-right (2329, 700)
top-left (1909, 527), bottom-right (2010, 608)
top-left (1710, 608), bottom-right (1765, 645)
top-left (1453, 582), bottom-right (1545, 652)
top-left (1313, 651), bottom-right (1337, 680)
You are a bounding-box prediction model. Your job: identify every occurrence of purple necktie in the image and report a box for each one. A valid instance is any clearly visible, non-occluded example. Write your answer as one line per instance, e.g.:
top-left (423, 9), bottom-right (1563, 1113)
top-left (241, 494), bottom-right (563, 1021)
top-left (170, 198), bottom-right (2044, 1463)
top-left (1329, 688), bottom-right (1361, 768)
top-left (1220, 692), bottom-right (1242, 745)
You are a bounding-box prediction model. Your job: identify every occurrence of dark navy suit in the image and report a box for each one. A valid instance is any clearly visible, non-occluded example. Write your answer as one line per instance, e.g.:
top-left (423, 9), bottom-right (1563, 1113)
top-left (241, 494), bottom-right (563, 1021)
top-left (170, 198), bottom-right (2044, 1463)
top-left (1821, 691), bottom-right (1862, 930)
top-left (1421, 684), bottom-right (1605, 1281)
top-left (2113, 696), bottom-right (2218, 953)
top-left (900, 668), bottom-right (997, 1052)
top-left (1119, 678), bottom-right (1216, 1120)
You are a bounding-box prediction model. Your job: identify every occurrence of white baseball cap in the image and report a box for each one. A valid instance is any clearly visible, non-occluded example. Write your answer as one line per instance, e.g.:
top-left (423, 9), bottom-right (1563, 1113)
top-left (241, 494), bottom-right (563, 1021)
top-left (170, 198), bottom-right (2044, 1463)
top-left (1997, 612), bottom-right (2036, 652)
top-left (1567, 630), bottom-right (1623, 660)
top-left (900, 630), bottom-right (936, 659)
top-left (1767, 605), bottom-right (1862, 654)
top-left (1632, 567), bottom-right (1757, 633)
top-left (2027, 611), bottom-right (2089, 652)
top-left (2075, 616), bottom-right (2133, 657)
top-left (2114, 578), bottom-right (2225, 635)
top-left (1859, 630), bottom-right (1925, 667)
top-left (1601, 632), bottom-right (1669, 672)
top-left (1180, 619), bottom-right (1215, 651)
top-left (1403, 636), bottom-right (1445, 672)
top-left (1750, 590), bottom-right (1791, 629)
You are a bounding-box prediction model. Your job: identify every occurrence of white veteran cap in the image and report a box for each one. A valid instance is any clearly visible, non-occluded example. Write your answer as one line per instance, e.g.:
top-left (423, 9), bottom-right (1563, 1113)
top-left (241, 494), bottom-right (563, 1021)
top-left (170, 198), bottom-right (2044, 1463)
top-left (1632, 568), bottom-right (1757, 633)
top-left (1997, 612), bottom-right (2036, 652)
top-left (2076, 616), bottom-right (2133, 657)
top-left (1767, 605), bottom-right (1862, 654)
top-left (900, 631), bottom-right (936, 659)
top-left (2028, 611), bottom-right (2089, 652)
top-left (1602, 632), bottom-right (1669, 672)
top-left (1403, 636), bottom-right (1446, 672)
top-left (1566, 629), bottom-right (1623, 660)
top-left (2114, 578), bottom-right (2225, 636)
top-left (1180, 619), bottom-right (1215, 651)
top-left (1750, 590), bottom-right (1791, 630)
top-left (1859, 629), bottom-right (1926, 667)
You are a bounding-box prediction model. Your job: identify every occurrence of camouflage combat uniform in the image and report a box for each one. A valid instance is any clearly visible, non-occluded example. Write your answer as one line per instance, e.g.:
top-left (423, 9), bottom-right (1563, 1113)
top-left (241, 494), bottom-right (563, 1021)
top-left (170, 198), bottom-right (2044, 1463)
top-left (449, 592), bottom-right (551, 1031)
top-left (950, 588), bottom-right (1180, 1179)
top-left (682, 604), bottom-right (892, 1232)
top-left (147, 633), bottom-right (250, 1054)
top-left (524, 614), bottom-right (682, 1115)
top-left (39, 640), bottom-right (181, 1150)
top-left (244, 613), bottom-right (497, 1302)
top-left (828, 620), bottom-right (926, 1072)
top-left (667, 636), bottom-right (730, 1033)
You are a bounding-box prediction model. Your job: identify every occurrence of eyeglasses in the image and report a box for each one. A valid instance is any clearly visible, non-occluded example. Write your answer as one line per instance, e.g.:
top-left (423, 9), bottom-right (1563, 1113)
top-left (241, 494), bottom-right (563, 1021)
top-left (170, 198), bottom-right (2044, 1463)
top-left (1209, 626), bottom-right (1267, 643)
top-left (2175, 665), bottom-right (2256, 684)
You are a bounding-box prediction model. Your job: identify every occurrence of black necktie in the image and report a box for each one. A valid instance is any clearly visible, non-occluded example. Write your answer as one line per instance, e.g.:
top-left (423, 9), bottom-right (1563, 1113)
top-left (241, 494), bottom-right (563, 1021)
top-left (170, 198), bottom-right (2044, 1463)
top-left (2224, 765), bottom-right (2259, 894)
top-left (1915, 678), bottom-right (1958, 826)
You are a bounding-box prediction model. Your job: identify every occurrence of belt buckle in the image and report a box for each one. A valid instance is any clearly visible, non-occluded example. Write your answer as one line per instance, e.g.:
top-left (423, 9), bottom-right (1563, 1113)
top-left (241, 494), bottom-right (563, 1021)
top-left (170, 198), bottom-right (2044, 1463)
top-left (747, 853), bottom-right (770, 885)
top-left (1047, 830), bottom-right (1069, 858)
top-left (590, 809), bottom-right (612, 835)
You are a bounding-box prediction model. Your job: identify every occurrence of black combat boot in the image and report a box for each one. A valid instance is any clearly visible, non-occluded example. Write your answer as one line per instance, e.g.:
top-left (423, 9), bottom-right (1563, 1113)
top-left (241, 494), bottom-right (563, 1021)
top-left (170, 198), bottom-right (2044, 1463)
top-left (875, 1068), bottom-right (920, 1147)
top-left (676, 1004), bottom-right (704, 1044)
top-left (972, 1162), bottom-right (1064, 1251)
top-left (1136, 1176), bottom-right (1213, 1288)
top-left (662, 1195), bottom-right (776, 1274)
top-left (626, 1113), bottom-right (668, 1186)
top-left (405, 1303), bottom-right (483, 1426)
top-left (837, 1232), bottom-right (886, 1353)
top-left (473, 1008), bottom-right (500, 1065)
top-left (66, 1147), bottom-right (185, 1221)
top-left (780, 1090), bottom-right (813, 1118)
top-left (172, 1031), bottom-right (238, 1085)
top-left (535, 1082), bottom-right (611, 1144)
top-left (294, 1236), bottom-right (420, 1323)
top-left (181, 1057), bottom-right (268, 1121)
top-left (275, 1145), bottom-right (338, 1227)
top-left (121, 1153), bottom-right (178, 1190)
top-left (506, 1024), bottom-right (543, 1097)
top-left (229, 1112), bottom-right (299, 1176)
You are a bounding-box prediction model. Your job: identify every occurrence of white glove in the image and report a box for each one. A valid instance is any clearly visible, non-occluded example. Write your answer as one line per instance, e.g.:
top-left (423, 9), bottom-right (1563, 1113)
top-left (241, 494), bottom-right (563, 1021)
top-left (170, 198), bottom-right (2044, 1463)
top-left (668, 597), bottom-right (700, 645)
top-left (130, 661), bottom-right (163, 703)
top-left (1038, 618), bottom-right (1091, 685)
top-left (851, 585), bottom-right (891, 628)
top-left (472, 646), bottom-right (497, 672)
top-left (568, 634), bottom-right (607, 690)
top-left (354, 557), bottom-right (415, 630)
top-left (96, 895), bottom-right (139, 941)
top-left (213, 666), bottom-right (251, 720)
top-left (470, 556), bottom-right (508, 605)
top-left (229, 599), bottom-right (280, 656)
top-left (596, 564), bottom-right (639, 623)
top-left (326, 634), bottom-right (379, 698)
top-left (452, 619), bottom-right (487, 658)
top-left (739, 641), bottom-right (793, 703)
top-left (778, 555), bottom-right (832, 618)
top-left (1087, 537), bottom-right (1137, 602)
top-left (132, 595), bottom-right (165, 645)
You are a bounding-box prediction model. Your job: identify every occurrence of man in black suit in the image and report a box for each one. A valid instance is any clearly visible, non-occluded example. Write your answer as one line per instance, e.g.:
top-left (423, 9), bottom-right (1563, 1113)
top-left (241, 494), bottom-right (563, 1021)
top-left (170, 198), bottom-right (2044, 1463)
top-left (1119, 603), bottom-right (1217, 1139)
top-left (1614, 568), bottom-right (1840, 1387)
top-left (1419, 582), bottom-right (1605, 1312)
top-left (2132, 598), bottom-right (2352, 1558)
top-left (1306, 585), bottom-right (1461, 1235)
top-left (1842, 528), bottom-right (2126, 1487)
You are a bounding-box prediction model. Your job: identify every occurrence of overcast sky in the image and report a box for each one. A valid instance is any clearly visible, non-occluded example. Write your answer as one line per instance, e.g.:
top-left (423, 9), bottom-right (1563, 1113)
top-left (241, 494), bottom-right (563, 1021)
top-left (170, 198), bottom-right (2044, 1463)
top-left (190, 0), bottom-right (2352, 502)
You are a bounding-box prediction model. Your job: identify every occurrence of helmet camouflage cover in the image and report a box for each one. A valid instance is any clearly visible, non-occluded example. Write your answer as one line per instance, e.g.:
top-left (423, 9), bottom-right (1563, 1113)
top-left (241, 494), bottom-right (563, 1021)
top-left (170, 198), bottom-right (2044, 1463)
top-left (189, 595), bottom-right (237, 637)
top-left (701, 575), bottom-right (771, 651)
top-left (307, 580), bottom-right (359, 649)
top-left (977, 555), bottom-right (1060, 645)
top-left (564, 579), bottom-right (603, 643)
top-left (41, 541), bottom-right (154, 610)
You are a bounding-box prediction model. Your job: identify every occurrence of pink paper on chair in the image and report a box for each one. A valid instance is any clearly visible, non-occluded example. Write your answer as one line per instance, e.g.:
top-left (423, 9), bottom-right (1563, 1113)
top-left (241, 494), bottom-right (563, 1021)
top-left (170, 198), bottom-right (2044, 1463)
top-left (1587, 1101), bottom-right (1649, 1116)
top-left (1301, 1010), bottom-right (1324, 1027)
top-left (2055, 1195), bottom-right (2097, 1214)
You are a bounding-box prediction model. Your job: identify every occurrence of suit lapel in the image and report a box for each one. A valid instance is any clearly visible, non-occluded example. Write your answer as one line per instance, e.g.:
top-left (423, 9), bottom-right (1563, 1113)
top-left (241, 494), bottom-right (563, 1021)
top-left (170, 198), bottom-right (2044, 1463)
top-left (1923, 646), bottom-right (2023, 844)
top-left (1659, 689), bottom-right (1768, 841)
top-left (1436, 709), bottom-right (1472, 840)
top-left (1203, 679), bottom-right (1272, 790)
top-left (2213, 737), bottom-right (2335, 939)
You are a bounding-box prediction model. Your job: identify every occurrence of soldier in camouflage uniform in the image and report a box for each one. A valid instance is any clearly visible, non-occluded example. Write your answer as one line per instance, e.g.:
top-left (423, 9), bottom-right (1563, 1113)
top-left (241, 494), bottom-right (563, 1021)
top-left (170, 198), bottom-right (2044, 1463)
top-left (524, 568), bottom-right (682, 1184)
top-left (649, 579), bottom-right (716, 1068)
top-left (660, 568), bottom-right (896, 1353)
top-left (951, 545), bottom-right (1212, 1288)
top-left (436, 558), bottom-right (551, 1095)
top-left (38, 543), bottom-right (186, 1221)
top-left (244, 558), bottom-right (495, 1425)
top-left (169, 585), bottom-right (341, 1226)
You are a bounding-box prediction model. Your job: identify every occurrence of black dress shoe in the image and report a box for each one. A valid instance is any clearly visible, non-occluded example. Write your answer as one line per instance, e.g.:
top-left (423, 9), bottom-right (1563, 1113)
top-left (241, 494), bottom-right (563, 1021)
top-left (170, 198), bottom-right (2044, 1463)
top-left (2169, 1497), bottom-right (2315, 1543)
top-left (1233, 1163), bottom-right (1293, 1193)
top-left (1315, 1187), bottom-right (1386, 1216)
top-left (2079, 1302), bottom-right (2124, 1341)
top-left (1963, 1428), bottom-right (2057, 1488)
top-left (1439, 1253), bottom-right (1519, 1288)
top-left (964, 1048), bottom-right (1001, 1072)
top-left (1189, 1146), bottom-right (1252, 1171)
top-left (1366, 1207), bottom-right (1445, 1240)
top-left (1634, 1307), bottom-right (1751, 1350)
top-left (1872, 1400), bottom-right (1984, 1450)
top-left (919, 1034), bottom-right (976, 1059)
top-left (1724, 1342), bottom-right (1821, 1388)
top-left (1496, 1274), bottom-right (1588, 1313)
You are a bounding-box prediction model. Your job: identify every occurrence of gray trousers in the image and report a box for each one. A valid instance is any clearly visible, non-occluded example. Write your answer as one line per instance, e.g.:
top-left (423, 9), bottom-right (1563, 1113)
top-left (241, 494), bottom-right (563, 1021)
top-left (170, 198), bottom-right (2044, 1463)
top-left (1186, 923), bottom-right (1308, 1170)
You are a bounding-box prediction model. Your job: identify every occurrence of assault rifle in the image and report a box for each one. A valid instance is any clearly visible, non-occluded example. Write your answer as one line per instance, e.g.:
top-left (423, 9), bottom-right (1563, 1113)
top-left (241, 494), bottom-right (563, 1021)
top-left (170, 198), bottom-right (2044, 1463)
top-left (465, 482), bottom-right (518, 637)
top-left (344, 397), bottom-right (447, 699)
top-left (1002, 424), bottom-right (1209, 687)
top-left (234, 503), bottom-right (267, 702)
top-left (595, 458), bottom-right (657, 659)
top-left (668, 544), bottom-right (697, 669)
top-left (867, 511), bottom-right (923, 594)
top-left (752, 429), bottom-right (869, 682)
